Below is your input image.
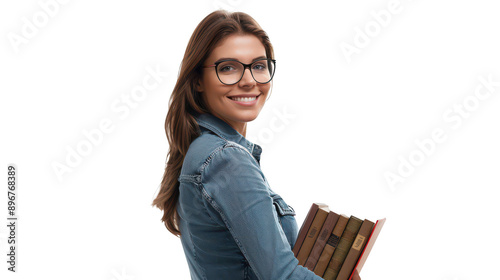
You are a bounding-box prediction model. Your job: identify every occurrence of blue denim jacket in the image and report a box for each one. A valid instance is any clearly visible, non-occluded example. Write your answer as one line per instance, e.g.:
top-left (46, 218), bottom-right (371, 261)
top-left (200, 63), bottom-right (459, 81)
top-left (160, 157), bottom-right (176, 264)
top-left (177, 112), bottom-right (323, 280)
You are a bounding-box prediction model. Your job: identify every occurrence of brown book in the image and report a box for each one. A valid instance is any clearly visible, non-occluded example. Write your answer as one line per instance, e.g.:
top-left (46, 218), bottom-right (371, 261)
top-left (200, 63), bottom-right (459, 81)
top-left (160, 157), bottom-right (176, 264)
top-left (296, 204), bottom-right (330, 265)
top-left (304, 211), bottom-right (340, 270)
top-left (313, 214), bottom-right (349, 277)
top-left (336, 219), bottom-right (375, 280)
top-left (322, 216), bottom-right (363, 280)
top-left (347, 218), bottom-right (386, 280)
top-left (292, 203), bottom-right (328, 257)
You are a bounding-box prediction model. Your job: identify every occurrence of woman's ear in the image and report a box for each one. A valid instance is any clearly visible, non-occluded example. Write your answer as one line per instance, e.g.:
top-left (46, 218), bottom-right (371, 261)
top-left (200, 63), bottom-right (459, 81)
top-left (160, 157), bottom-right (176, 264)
top-left (195, 79), bottom-right (204, 93)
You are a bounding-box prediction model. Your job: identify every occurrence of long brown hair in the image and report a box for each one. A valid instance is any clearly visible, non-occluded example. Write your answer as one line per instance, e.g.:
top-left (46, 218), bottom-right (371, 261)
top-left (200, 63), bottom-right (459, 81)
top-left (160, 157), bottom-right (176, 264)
top-left (151, 10), bottom-right (275, 237)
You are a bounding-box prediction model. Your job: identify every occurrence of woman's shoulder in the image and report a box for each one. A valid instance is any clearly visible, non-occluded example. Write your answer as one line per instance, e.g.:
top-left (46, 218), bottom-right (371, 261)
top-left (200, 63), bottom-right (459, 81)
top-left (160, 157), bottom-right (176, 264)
top-left (181, 132), bottom-right (224, 174)
top-left (181, 132), bottom-right (254, 176)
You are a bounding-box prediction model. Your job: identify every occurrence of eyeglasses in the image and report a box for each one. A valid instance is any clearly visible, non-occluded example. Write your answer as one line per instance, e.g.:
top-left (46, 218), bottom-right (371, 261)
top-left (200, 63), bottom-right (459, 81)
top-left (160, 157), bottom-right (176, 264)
top-left (202, 58), bottom-right (276, 85)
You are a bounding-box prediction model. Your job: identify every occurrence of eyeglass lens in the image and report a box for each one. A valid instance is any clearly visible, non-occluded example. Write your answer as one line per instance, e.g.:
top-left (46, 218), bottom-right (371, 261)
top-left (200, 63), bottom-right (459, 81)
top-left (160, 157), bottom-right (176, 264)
top-left (217, 59), bottom-right (274, 84)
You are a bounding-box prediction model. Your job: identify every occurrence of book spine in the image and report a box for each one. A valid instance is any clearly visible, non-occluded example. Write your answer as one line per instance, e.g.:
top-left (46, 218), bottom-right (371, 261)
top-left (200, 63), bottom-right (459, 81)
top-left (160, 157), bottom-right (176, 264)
top-left (296, 206), bottom-right (329, 265)
top-left (336, 219), bottom-right (375, 280)
top-left (313, 215), bottom-right (349, 277)
top-left (292, 203), bottom-right (321, 256)
top-left (322, 216), bottom-right (363, 280)
top-left (351, 218), bottom-right (386, 274)
top-left (304, 211), bottom-right (340, 270)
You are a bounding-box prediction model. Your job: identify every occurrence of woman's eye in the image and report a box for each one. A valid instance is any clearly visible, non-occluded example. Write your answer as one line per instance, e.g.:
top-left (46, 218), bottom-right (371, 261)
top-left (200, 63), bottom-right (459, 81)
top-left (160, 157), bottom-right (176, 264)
top-left (252, 64), bottom-right (266, 71)
top-left (219, 66), bottom-right (234, 72)
top-left (218, 62), bottom-right (239, 73)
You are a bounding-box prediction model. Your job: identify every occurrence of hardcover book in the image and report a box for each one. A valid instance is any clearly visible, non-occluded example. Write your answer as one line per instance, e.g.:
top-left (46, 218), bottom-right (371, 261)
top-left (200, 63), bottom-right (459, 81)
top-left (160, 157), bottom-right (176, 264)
top-left (296, 204), bottom-right (330, 265)
top-left (346, 218), bottom-right (386, 280)
top-left (336, 219), bottom-right (375, 280)
top-left (293, 203), bottom-right (328, 257)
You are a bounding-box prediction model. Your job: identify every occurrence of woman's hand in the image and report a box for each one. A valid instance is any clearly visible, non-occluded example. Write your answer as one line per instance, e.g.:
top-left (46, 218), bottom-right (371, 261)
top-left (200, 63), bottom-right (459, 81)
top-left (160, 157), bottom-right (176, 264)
top-left (351, 269), bottom-right (361, 280)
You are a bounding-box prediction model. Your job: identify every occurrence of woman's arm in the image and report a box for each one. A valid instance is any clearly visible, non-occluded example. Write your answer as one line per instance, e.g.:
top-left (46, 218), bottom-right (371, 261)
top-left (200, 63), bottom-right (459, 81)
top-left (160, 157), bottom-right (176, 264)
top-left (201, 144), bottom-right (323, 280)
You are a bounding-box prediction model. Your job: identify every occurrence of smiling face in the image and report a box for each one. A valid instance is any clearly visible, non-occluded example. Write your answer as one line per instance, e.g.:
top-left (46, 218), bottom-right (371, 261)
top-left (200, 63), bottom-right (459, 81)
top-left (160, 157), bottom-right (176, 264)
top-left (196, 33), bottom-right (272, 137)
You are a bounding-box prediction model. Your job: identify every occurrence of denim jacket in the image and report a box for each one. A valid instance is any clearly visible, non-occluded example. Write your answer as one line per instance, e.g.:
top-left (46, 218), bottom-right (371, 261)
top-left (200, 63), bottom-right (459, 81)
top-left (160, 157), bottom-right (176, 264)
top-left (177, 112), bottom-right (323, 280)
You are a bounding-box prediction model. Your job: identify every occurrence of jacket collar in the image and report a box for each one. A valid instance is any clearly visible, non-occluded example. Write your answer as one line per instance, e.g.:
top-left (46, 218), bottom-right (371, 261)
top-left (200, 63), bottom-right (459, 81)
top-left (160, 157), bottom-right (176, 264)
top-left (194, 112), bottom-right (262, 164)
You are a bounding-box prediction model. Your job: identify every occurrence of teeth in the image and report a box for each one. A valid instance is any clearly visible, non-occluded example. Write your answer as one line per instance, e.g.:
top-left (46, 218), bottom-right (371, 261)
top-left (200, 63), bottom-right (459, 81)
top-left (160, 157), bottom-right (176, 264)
top-left (230, 96), bottom-right (257, 102)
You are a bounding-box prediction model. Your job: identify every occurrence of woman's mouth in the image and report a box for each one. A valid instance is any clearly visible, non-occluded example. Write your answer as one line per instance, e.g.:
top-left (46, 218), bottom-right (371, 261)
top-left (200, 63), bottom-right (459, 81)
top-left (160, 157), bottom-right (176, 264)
top-left (227, 94), bottom-right (261, 106)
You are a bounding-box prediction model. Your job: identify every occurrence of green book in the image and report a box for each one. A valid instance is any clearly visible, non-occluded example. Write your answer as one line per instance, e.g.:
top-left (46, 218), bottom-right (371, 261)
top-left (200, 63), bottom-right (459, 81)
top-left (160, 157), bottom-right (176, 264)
top-left (322, 216), bottom-right (363, 280)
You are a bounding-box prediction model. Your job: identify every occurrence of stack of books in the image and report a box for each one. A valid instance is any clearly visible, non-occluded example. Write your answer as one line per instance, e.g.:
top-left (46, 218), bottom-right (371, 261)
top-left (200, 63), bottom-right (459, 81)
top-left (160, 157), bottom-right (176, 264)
top-left (293, 203), bottom-right (385, 280)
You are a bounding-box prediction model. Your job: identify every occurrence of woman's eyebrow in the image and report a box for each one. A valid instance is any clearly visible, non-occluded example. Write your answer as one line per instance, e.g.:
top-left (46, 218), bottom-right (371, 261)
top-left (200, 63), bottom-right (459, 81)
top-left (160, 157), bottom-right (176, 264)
top-left (215, 56), bottom-right (267, 63)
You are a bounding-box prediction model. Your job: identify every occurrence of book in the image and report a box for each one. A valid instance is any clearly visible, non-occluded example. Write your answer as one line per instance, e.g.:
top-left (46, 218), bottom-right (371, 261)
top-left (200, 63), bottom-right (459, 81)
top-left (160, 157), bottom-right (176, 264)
top-left (304, 211), bottom-right (340, 270)
top-left (296, 204), bottom-right (330, 265)
top-left (322, 215), bottom-right (363, 280)
top-left (347, 218), bottom-right (386, 280)
top-left (293, 203), bottom-right (327, 257)
top-left (336, 219), bottom-right (375, 280)
top-left (313, 214), bottom-right (349, 276)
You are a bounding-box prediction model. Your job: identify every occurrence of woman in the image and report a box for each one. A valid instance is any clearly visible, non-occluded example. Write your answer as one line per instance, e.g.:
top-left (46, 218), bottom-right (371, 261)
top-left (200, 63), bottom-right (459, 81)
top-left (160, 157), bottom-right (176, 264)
top-left (152, 10), bottom-right (362, 280)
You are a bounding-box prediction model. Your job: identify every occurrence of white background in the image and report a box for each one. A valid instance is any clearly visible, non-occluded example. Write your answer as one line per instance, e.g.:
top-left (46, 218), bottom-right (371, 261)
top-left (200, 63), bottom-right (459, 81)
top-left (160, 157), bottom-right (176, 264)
top-left (1, 0), bottom-right (499, 279)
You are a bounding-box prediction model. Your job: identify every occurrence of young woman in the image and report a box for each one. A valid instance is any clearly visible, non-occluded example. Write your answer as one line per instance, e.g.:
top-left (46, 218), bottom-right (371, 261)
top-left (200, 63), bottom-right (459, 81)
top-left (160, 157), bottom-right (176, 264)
top-left (152, 10), bottom-right (362, 280)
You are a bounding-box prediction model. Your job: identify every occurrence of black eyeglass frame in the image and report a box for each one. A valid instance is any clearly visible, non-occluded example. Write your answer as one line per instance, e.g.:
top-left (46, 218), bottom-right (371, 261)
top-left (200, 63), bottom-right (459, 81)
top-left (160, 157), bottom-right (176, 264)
top-left (202, 58), bottom-right (276, 85)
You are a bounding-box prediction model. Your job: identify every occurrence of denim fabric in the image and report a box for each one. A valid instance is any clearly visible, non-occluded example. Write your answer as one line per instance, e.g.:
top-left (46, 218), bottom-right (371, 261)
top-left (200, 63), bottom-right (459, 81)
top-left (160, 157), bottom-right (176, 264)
top-left (177, 112), bottom-right (323, 280)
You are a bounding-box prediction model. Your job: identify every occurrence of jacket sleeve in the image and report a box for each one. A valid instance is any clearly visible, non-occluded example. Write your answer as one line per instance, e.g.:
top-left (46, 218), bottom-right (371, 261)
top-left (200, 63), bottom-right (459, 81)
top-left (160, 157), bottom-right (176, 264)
top-left (200, 144), bottom-right (323, 280)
